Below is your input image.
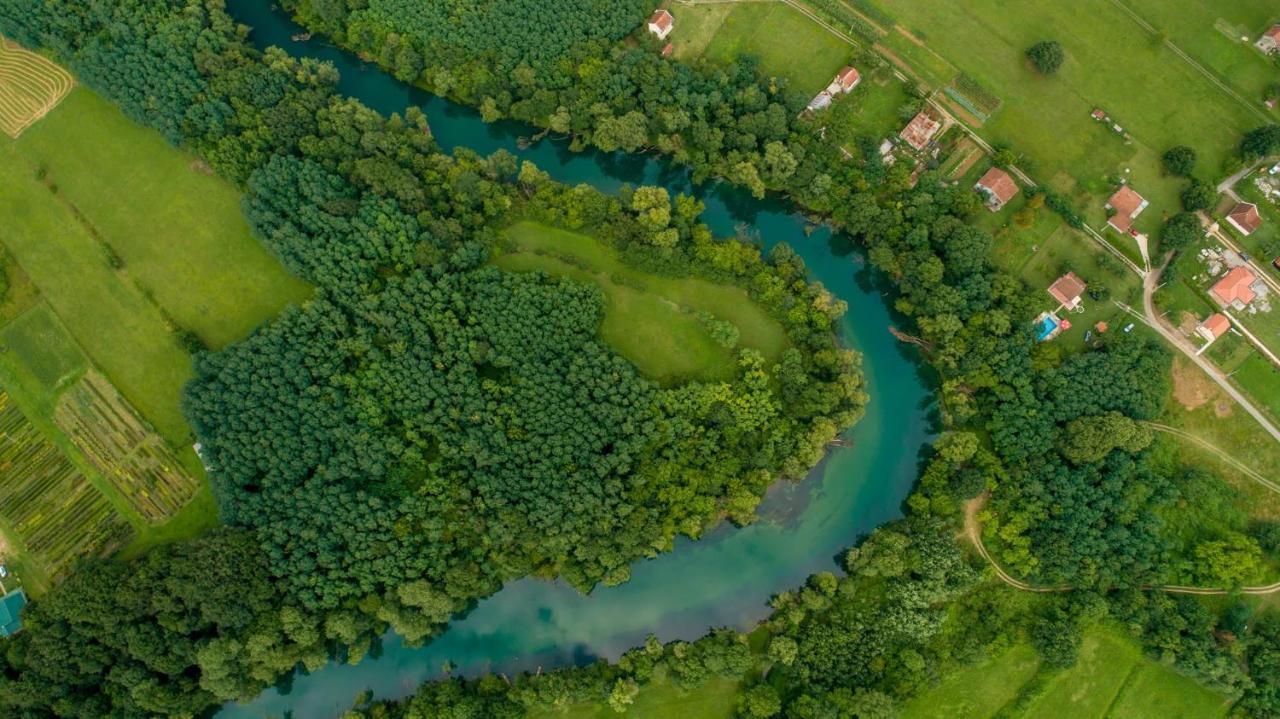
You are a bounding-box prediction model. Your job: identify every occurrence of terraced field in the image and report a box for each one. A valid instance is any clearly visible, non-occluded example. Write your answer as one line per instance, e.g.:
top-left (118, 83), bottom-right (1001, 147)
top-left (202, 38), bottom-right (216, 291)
top-left (0, 37), bottom-right (72, 138)
top-left (0, 388), bottom-right (130, 578)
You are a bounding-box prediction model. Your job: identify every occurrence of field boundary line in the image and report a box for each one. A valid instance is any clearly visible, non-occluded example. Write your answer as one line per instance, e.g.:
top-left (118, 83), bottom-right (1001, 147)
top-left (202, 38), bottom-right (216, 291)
top-left (1145, 422), bottom-right (1280, 495)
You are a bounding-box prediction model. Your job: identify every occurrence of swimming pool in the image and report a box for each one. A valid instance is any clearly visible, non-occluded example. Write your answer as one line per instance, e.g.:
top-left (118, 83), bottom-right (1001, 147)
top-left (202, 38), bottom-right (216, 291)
top-left (1036, 314), bottom-right (1059, 342)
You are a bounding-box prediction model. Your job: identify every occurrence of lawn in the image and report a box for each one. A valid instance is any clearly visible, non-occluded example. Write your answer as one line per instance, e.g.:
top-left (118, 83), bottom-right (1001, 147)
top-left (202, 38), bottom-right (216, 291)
top-left (495, 222), bottom-right (787, 384)
top-left (1, 304), bottom-right (85, 390)
top-left (675, 1), bottom-right (856, 98)
top-left (7, 88), bottom-right (311, 350)
top-left (865, 0), bottom-right (1261, 223)
top-left (526, 674), bottom-right (739, 719)
top-left (1018, 225), bottom-right (1142, 351)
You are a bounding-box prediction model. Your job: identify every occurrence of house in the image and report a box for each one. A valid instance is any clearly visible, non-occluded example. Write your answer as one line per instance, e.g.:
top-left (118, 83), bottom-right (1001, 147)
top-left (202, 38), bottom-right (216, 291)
top-left (973, 167), bottom-right (1019, 211)
top-left (899, 111), bottom-right (941, 151)
top-left (1104, 185), bottom-right (1149, 233)
top-left (804, 66), bottom-right (861, 114)
top-left (1226, 201), bottom-right (1262, 236)
top-left (1196, 313), bottom-right (1231, 343)
top-left (647, 9), bottom-right (674, 40)
top-left (1255, 24), bottom-right (1280, 54)
top-left (1210, 266), bottom-right (1260, 308)
top-left (1048, 271), bottom-right (1087, 310)
top-left (0, 588), bottom-right (26, 637)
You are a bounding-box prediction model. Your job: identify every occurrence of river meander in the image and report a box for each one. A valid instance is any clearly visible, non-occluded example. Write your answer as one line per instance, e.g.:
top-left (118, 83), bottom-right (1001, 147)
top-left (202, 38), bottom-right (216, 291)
top-left (218, 3), bottom-right (935, 716)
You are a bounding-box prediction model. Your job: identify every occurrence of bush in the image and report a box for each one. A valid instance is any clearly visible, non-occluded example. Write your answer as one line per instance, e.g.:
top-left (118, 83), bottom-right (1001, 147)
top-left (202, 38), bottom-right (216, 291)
top-left (1241, 124), bottom-right (1280, 158)
top-left (1026, 41), bottom-right (1065, 74)
top-left (1161, 145), bottom-right (1196, 176)
top-left (1180, 179), bottom-right (1215, 212)
top-left (1160, 212), bottom-right (1202, 254)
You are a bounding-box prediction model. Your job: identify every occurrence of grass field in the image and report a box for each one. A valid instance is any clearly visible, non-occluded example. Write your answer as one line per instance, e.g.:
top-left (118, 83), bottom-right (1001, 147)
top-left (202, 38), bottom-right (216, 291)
top-left (2, 304), bottom-right (85, 389)
top-left (8, 89), bottom-right (311, 350)
top-left (496, 222), bottom-right (787, 384)
top-left (0, 38), bottom-right (73, 138)
top-left (1118, 0), bottom-right (1280, 118)
top-left (526, 675), bottom-right (739, 719)
top-left (903, 626), bottom-right (1231, 718)
top-left (866, 0), bottom-right (1261, 226)
top-left (675, 2), bottom-right (854, 98)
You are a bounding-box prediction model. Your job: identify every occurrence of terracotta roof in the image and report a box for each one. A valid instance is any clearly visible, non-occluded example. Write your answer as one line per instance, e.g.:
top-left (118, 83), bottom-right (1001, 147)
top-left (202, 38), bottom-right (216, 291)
top-left (1106, 185), bottom-right (1146, 218)
top-left (1048, 271), bottom-right (1087, 307)
top-left (1091, 108), bottom-right (1106, 120)
top-left (1107, 212), bottom-right (1134, 233)
top-left (1200, 313), bottom-right (1231, 339)
top-left (975, 167), bottom-right (1019, 204)
top-left (1227, 202), bottom-right (1262, 235)
top-left (1267, 24), bottom-right (1280, 41)
top-left (1094, 321), bottom-right (1109, 333)
top-left (835, 66), bottom-right (860, 91)
top-left (1211, 266), bottom-right (1258, 306)
top-left (649, 9), bottom-right (673, 32)
top-left (661, 42), bottom-right (674, 57)
top-left (899, 111), bottom-right (941, 150)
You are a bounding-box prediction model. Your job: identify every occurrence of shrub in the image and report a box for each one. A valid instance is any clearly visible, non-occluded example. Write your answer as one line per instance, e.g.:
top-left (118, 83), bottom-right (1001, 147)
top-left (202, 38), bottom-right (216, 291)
top-left (1026, 41), bottom-right (1065, 74)
top-left (1161, 211), bottom-right (1202, 253)
top-left (1180, 179), bottom-right (1215, 212)
top-left (1241, 124), bottom-right (1280, 158)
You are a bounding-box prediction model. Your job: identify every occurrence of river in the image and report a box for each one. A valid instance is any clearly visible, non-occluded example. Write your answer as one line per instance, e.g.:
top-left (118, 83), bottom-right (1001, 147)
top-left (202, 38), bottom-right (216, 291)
top-left (218, 3), bottom-right (935, 716)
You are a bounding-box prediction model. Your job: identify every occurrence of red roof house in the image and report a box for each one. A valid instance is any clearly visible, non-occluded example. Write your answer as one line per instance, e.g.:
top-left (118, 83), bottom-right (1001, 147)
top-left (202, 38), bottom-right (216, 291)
top-left (648, 9), bottom-right (674, 40)
top-left (1048, 271), bottom-right (1087, 310)
top-left (1226, 202), bottom-right (1262, 236)
top-left (1256, 24), bottom-right (1280, 54)
top-left (1196, 313), bottom-right (1231, 343)
top-left (1104, 185), bottom-right (1149, 233)
top-left (974, 167), bottom-right (1019, 211)
top-left (833, 66), bottom-right (861, 92)
top-left (899, 111), bottom-right (941, 151)
top-left (1210, 266), bottom-right (1259, 307)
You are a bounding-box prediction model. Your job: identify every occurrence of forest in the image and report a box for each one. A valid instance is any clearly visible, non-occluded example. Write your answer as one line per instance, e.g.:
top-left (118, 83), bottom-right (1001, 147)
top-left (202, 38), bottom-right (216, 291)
top-left (0, 1), bottom-right (864, 716)
top-left (3, 0), bottom-right (1280, 717)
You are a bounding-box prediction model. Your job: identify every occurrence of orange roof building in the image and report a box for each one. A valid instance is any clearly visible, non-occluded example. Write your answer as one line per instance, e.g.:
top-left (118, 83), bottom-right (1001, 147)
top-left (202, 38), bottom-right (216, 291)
top-left (1048, 271), bottom-right (1087, 310)
top-left (648, 9), bottom-right (674, 40)
top-left (1196, 313), bottom-right (1231, 343)
top-left (899, 111), bottom-right (942, 151)
top-left (1226, 202), bottom-right (1262, 236)
top-left (974, 167), bottom-right (1019, 211)
top-left (833, 66), bottom-right (861, 92)
top-left (1257, 24), bottom-right (1280, 54)
top-left (1105, 185), bottom-right (1149, 233)
top-left (1210, 266), bottom-right (1259, 307)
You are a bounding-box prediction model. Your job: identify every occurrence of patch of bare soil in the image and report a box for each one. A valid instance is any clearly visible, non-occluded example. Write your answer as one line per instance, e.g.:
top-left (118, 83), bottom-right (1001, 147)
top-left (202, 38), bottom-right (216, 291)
top-left (1171, 356), bottom-right (1233, 417)
top-left (1177, 311), bottom-right (1199, 335)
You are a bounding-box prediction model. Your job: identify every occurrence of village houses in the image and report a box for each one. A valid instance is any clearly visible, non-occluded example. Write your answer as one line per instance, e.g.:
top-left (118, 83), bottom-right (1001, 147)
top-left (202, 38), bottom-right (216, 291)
top-left (1225, 201), bottom-right (1262, 237)
top-left (647, 9), bottom-right (674, 41)
top-left (898, 111), bottom-right (941, 151)
top-left (1104, 185), bottom-right (1148, 233)
top-left (973, 167), bottom-right (1019, 211)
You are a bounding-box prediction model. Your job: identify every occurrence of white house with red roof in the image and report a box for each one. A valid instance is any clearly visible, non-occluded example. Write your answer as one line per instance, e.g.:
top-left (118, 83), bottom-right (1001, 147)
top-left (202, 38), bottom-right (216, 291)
top-left (805, 66), bottom-right (861, 113)
top-left (974, 167), bottom-right (1019, 211)
top-left (1226, 202), bottom-right (1262, 236)
top-left (1195, 313), bottom-right (1231, 347)
top-left (1104, 185), bottom-right (1149, 233)
top-left (1256, 24), bottom-right (1280, 54)
top-left (1210, 266), bottom-right (1261, 309)
top-left (648, 9), bottom-right (674, 41)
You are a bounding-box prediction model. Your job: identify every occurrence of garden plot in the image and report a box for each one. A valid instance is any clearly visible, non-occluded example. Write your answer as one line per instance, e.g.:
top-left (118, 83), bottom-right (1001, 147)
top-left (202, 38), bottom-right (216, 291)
top-left (54, 371), bottom-right (198, 522)
top-left (0, 38), bottom-right (72, 138)
top-left (0, 388), bottom-right (130, 577)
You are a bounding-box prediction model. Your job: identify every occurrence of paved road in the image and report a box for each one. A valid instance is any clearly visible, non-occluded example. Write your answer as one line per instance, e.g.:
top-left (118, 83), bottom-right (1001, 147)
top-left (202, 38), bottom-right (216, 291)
top-left (1217, 162), bottom-right (1262, 201)
top-left (1122, 263), bottom-right (1280, 444)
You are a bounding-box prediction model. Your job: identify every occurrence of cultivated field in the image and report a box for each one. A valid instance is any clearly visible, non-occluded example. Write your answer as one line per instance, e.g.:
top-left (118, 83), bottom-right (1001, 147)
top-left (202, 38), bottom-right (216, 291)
top-left (496, 221), bottom-right (787, 384)
top-left (55, 371), bottom-right (198, 522)
top-left (0, 388), bottom-right (131, 580)
top-left (0, 38), bottom-right (72, 138)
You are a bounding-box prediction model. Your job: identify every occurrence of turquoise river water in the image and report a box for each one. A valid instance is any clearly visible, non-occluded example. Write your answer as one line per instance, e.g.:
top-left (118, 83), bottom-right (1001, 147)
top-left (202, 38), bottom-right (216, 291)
top-left (218, 3), bottom-right (935, 716)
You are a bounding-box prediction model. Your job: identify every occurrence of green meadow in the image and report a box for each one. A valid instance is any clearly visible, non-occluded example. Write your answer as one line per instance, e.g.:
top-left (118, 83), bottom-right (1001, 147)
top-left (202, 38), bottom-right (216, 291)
top-left (495, 221), bottom-right (787, 385)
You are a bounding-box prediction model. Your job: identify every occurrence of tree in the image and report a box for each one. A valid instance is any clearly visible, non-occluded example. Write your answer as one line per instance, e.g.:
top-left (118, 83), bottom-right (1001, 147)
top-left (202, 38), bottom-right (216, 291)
top-left (1160, 212), bottom-right (1202, 253)
top-left (1180, 179), bottom-right (1215, 211)
top-left (607, 678), bottom-right (639, 713)
top-left (1026, 41), bottom-right (1065, 74)
top-left (1241, 125), bottom-right (1280, 158)
top-left (1161, 145), bottom-right (1196, 176)
top-left (1192, 533), bottom-right (1262, 588)
top-left (1060, 412), bottom-right (1152, 464)
top-left (741, 685), bottom-right (782, 718)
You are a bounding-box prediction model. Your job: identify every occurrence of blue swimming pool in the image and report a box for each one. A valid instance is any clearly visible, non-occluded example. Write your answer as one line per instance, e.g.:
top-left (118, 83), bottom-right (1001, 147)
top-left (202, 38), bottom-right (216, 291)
top-left (1037, 314), bottom-right (1059, 342)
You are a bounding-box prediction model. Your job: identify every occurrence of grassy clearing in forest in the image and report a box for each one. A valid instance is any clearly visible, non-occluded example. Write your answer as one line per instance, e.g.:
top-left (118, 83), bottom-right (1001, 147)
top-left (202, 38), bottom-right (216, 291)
top-left (903, 626), bottom-right (1231, 719)
top-left (7, 88), bottom-right (311, 350)
top-left (495, 221), bottom-right (787, 385)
